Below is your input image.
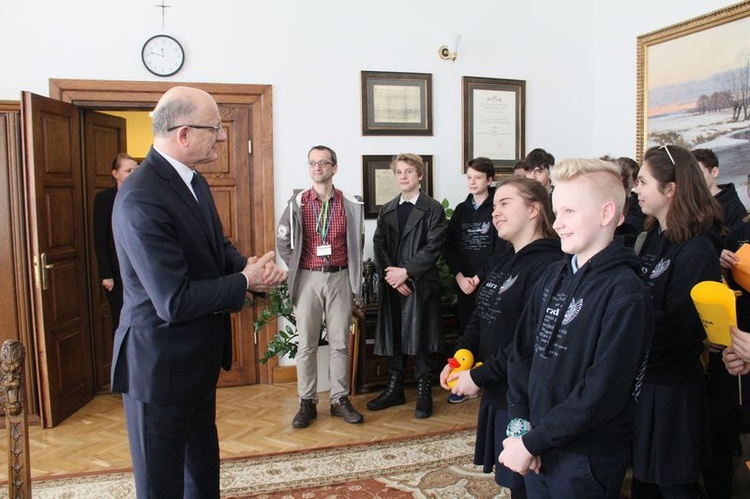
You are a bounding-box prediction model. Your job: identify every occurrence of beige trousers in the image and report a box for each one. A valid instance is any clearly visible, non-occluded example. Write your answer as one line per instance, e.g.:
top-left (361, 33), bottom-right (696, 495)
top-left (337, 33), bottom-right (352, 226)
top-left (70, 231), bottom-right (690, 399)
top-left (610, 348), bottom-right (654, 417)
top-left (294, 269), bottom-right (353, 403)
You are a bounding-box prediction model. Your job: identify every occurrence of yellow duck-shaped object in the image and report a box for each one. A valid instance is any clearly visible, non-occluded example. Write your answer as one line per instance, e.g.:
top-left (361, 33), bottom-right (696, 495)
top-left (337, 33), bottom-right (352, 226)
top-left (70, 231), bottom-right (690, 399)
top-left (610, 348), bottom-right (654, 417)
top-left (446, 349), bottom-right (482, 388)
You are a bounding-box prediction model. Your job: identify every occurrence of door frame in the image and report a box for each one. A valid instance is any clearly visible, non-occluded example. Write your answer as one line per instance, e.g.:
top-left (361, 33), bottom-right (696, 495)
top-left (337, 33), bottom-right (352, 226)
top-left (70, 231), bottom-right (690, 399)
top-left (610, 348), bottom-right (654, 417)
top-left (49, 79), bottom-right (279, 384)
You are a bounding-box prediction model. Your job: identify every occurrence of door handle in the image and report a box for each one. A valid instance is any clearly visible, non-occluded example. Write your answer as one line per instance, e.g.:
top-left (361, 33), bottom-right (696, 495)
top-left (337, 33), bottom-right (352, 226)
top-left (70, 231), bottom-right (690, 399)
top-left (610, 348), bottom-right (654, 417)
top-left (37, 253), bottom-right (54, 291)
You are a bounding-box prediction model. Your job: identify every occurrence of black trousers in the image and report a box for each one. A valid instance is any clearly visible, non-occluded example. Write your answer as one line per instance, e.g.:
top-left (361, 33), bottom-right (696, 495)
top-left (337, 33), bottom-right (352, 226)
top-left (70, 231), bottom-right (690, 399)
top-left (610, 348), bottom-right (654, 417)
top-left (123, 391), bottom-right (220, 499)
top-left (385, 350), bottom-right (437, 379)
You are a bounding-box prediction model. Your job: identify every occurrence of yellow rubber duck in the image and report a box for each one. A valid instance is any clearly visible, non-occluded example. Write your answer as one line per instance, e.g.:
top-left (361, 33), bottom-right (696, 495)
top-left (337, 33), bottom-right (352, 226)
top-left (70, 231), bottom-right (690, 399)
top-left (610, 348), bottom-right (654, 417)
top-left (446, 349), bottom-right (482, 388)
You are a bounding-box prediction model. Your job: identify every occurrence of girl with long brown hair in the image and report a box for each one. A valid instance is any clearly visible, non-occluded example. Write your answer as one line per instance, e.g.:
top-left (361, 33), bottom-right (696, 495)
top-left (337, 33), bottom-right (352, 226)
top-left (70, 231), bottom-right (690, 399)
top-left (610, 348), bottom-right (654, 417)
top-left (631, 144), bottom-right (723, 499)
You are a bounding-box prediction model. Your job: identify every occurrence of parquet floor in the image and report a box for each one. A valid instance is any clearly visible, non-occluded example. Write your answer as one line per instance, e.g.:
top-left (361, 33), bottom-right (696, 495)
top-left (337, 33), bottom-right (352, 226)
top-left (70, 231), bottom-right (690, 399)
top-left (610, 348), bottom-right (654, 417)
top-left (0, 383), bottom-right (479, 480)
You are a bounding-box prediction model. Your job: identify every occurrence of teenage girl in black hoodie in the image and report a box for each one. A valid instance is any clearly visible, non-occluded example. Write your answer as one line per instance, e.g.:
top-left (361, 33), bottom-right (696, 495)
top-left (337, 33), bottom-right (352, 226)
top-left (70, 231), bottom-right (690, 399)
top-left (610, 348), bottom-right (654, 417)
top-left (631, 145), bottom-right (723, 499)
top-left (440, 177), bottom-right (562, 498)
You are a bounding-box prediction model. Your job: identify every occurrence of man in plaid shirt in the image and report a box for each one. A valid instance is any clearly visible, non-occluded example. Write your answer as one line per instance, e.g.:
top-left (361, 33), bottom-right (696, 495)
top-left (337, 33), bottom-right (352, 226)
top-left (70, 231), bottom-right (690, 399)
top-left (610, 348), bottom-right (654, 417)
top-left (276, 145), bottom-right (365, 428)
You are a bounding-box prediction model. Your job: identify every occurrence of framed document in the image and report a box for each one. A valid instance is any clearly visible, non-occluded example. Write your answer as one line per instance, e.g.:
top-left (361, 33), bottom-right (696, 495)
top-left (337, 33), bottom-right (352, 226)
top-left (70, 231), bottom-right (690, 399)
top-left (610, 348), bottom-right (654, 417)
top-left (462, 76), bottom-right (526, 174)
top-left (361, 71), bottom-right (433, 136)
top-left (362, 155), bottom-right (434, 219)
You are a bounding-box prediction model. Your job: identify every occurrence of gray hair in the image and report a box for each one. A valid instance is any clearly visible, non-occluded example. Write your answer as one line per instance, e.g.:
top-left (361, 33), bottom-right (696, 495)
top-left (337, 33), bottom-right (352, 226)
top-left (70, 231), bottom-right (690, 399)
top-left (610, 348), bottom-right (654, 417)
top-left (152, 97), bottom-right (196, 137)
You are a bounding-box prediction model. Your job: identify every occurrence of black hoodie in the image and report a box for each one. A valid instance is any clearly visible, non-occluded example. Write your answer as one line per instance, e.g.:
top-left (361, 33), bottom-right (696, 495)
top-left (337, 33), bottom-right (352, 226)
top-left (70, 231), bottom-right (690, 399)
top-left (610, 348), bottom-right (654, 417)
top-left (507, 238), bottom-right (652, 456)
top-left (715, 183), bottom-right (747, 232)
top-left (444, 190), bottom-right (505, 279)
top-left (453, 238), bottom-right (563, 408)
top-left (638, 229), bottom-right (722, 383)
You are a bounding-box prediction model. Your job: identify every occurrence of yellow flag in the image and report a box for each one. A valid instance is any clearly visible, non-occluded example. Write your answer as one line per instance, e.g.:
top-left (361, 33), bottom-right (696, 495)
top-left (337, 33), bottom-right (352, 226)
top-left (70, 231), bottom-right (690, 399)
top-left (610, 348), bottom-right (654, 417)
top-left (690, 281), bottom-right (736, 347)
top-left (731, 243), bottom-right (750, 292)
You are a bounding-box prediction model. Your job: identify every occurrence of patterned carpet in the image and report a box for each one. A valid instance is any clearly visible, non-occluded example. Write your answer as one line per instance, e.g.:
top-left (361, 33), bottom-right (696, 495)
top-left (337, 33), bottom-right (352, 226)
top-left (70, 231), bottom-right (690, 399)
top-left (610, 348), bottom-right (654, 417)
top-left (20, 429), bottom-right (507, 498)
top-left (16, 430), bottom-right (750, 498)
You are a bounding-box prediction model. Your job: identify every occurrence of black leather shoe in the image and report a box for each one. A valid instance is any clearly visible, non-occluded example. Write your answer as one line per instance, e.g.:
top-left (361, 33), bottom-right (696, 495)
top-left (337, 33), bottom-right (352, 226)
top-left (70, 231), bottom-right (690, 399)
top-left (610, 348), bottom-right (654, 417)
top-left (414, 376), bottom-right (433, 419)
top-left (366, 375), bottom-right (405, 411)
top-left (331, 396), bottom-right (364, 424)
top-left (292, 399), bottom-right (317, 428)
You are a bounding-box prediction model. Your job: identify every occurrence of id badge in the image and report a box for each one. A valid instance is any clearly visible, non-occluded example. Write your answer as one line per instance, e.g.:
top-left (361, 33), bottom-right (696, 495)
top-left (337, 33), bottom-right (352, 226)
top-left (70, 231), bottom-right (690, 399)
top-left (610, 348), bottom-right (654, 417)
top-left (316, 244), bottom-right (332, 257)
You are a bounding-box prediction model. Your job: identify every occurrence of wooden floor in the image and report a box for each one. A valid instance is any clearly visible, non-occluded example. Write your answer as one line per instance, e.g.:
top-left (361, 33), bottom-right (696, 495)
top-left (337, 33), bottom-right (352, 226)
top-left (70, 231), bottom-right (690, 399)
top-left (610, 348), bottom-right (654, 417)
top-left (0, 383), bottom-right (479, 480)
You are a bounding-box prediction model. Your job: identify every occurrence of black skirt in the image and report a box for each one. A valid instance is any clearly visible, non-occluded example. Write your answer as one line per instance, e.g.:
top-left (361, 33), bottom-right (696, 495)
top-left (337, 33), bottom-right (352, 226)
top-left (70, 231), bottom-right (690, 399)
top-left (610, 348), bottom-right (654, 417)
top-left (631, 381), bottom-right (712, 484)
top-left (474, 395), bottom-right (525, 489)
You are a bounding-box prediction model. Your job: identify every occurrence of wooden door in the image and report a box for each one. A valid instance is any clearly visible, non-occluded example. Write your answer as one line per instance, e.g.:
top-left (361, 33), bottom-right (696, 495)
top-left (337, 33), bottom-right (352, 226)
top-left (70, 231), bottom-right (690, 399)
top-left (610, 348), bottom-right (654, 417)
top-left (213, 105), bottom-right (257, 385)
top-left (49, 79), bottom-right (277, 384)
top-left (83, 111), bottom-right (126, 391)
top-left (22, 92), bottom-right (94, 427)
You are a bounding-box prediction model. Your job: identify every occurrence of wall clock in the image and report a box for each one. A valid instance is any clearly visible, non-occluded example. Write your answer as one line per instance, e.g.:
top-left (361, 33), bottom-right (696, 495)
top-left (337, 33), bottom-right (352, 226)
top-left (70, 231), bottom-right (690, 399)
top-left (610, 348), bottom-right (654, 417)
top-left (141, 34), bottom-right (185, 77)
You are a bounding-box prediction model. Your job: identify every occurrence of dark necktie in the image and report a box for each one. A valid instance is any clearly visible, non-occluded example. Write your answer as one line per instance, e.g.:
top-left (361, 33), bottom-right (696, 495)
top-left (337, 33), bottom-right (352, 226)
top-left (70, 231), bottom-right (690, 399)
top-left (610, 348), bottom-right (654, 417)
top-left (191, 172), bottom-right (214, 229)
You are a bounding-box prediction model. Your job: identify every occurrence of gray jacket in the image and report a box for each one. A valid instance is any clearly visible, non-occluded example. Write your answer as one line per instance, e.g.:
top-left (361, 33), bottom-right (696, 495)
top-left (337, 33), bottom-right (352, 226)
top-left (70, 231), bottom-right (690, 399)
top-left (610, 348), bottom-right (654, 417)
top-left (276, 188), bottom-right (364, 303)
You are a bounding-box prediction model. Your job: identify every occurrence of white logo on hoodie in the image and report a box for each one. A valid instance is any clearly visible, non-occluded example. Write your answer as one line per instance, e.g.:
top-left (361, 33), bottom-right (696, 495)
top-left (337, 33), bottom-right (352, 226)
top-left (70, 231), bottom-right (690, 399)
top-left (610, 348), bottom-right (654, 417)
top-left (498, 274), bottom-right (518, 294)
top-left (650, 258), bottom-right (670, 279)
top-left (562, 297), bottom-right (583, 325)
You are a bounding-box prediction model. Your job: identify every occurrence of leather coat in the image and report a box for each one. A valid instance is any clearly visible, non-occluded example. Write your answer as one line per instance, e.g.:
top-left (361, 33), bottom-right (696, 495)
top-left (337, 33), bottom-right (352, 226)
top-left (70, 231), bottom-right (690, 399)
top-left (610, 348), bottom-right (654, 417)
top-left (373, 192), bottom-right (446, 356)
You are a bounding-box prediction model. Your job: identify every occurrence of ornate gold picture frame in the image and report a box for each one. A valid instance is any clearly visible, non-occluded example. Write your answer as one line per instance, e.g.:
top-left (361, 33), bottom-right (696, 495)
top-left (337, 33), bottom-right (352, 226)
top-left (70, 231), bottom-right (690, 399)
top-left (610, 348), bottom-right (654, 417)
top-left (637, 1), bottom-right (750, 205)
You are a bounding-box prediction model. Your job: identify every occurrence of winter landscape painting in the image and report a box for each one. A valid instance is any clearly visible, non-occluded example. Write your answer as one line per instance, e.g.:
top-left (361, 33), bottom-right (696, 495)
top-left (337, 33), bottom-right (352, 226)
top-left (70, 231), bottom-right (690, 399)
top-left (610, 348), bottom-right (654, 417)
top-left (637, 1), bottom-right (750, 207)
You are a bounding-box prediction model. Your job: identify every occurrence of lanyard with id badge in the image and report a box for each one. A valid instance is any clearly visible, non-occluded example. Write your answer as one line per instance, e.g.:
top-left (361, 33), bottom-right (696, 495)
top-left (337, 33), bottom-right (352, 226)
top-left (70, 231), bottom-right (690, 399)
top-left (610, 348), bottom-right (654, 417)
top-left (313, 196), bottom-right (335, 258)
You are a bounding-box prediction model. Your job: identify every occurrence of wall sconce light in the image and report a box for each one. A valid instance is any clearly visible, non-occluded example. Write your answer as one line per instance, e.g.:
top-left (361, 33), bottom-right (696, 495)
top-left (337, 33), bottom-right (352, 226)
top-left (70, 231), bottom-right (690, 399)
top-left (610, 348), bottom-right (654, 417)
top-left (438, 34), bottom-right (462, 61)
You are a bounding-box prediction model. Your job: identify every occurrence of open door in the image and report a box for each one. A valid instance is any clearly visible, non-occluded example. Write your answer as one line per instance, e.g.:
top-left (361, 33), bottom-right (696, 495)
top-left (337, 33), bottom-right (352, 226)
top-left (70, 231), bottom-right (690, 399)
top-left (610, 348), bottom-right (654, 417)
top-left (22, 92), bottom-right (94, 427)
top-left (83, 111), bottom-right (126, 391)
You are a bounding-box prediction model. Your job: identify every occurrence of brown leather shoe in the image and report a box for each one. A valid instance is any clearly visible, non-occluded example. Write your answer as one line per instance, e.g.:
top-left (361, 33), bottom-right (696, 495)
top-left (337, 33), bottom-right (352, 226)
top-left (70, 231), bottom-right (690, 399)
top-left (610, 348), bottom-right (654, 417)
top-left (292, 399), bottom-right (317, 428)
top-left (330, 396), bottom-right (364, 424)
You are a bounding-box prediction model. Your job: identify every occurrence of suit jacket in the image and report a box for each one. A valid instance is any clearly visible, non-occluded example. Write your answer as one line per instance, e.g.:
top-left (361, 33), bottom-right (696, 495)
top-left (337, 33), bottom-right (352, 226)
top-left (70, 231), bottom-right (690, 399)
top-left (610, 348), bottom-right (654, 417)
top-left (93, 187), bottom-right (119, 280)
top-left (111, 147), bottom-right (248, 404)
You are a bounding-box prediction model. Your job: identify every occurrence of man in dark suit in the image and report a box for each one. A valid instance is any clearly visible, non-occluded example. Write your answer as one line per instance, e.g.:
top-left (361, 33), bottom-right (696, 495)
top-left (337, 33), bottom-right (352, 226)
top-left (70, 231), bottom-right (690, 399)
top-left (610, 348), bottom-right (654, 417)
top-left (112, 86), bottom-right (286, 498)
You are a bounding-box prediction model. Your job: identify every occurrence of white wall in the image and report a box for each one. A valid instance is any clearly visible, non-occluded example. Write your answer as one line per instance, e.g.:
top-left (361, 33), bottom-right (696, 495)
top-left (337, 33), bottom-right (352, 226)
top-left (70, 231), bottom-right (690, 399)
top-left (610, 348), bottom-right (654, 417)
top-left (0, 0), bottom-right (738, 258)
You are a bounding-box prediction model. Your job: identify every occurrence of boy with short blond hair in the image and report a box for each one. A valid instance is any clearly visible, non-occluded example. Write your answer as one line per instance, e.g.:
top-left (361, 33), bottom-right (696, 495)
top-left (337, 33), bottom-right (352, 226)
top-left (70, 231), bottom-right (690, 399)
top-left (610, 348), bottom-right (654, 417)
top-left (500, 158), bottom-right (652, 498)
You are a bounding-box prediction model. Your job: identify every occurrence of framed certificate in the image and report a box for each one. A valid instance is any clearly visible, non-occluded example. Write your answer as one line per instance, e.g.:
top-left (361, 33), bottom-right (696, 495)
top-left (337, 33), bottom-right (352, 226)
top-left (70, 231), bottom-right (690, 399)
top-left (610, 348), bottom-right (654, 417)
top-left (462, 76), bottom-right (526, 174)
top-left (361, 71), bottom-right (433, 136)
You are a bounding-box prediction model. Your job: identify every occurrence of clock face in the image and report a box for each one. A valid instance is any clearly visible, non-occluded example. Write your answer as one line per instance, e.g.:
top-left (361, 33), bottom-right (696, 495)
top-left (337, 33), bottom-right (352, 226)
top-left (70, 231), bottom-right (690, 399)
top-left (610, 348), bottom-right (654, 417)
top-left (141, 34), bottom-right (185, 77)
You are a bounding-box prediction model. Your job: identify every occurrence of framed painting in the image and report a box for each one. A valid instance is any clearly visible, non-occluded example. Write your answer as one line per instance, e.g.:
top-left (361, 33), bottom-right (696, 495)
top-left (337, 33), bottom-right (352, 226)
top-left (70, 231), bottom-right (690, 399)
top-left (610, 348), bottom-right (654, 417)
top-left (361, 71), bottom-right (433, 136)
top-left (362, 155), bottom-right (434, 219)
top-left (462, 76), bottom-right (526, 174)
top-left (637, 1), bottom-right (750, 206)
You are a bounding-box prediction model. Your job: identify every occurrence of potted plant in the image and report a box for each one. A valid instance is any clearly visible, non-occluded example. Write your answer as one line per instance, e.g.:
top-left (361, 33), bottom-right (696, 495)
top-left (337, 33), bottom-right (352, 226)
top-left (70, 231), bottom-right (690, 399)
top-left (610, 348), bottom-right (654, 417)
top-left (254, 282), bottom-right (327, 364)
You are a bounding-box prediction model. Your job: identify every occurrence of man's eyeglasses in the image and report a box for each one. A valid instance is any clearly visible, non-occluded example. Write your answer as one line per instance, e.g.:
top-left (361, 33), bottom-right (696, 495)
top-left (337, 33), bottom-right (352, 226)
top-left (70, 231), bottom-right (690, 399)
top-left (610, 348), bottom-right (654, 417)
top-left (308, 160), bottom-right (335, 167)
top-left (166, 124), bottom-right (223, 133)
top-left (659, 144), bottom-right (675, 165)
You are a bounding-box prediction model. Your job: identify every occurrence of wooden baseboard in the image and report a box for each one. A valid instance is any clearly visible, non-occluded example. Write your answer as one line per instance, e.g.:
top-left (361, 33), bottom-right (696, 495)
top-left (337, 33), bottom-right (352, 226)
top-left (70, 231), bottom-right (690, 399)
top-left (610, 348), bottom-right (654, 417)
top-left (272, 365), bottom-right (297, 384)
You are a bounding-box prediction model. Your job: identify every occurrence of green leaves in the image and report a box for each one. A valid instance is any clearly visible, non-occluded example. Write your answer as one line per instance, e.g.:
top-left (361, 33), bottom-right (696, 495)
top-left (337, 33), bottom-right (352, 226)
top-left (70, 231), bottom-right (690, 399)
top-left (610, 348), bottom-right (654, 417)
top-left (259, 324), bottom-right (298, 364)
top-left (253, 282), bottom-right (299, 364)
top-left (441, 198), bottom-right (454, 221)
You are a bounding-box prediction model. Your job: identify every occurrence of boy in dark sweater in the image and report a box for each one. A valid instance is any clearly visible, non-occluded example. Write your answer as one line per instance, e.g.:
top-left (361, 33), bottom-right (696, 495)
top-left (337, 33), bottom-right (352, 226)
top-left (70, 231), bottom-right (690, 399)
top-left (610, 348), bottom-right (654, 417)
top-left (693, 147), bottom-right (747, 231)
top-left (501, 158), bottom-right (652, 498)
top-left (445, 157), bottom-right (505, 331)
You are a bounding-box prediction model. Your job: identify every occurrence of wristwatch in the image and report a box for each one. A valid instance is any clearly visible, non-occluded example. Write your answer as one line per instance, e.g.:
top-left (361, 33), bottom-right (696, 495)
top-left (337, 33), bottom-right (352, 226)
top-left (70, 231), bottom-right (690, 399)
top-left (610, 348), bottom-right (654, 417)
top-left (506, 418), bottom-right (531, 437)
